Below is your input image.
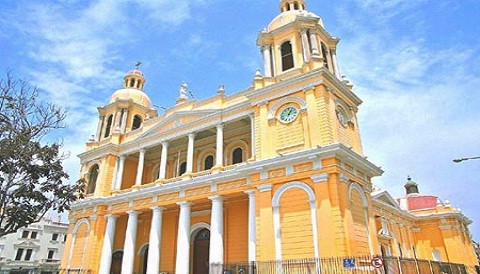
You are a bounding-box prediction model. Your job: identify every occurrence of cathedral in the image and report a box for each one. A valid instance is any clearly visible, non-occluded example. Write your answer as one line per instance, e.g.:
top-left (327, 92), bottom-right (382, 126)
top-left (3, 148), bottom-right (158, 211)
top-left (61, 0), bottom-right (479, 273)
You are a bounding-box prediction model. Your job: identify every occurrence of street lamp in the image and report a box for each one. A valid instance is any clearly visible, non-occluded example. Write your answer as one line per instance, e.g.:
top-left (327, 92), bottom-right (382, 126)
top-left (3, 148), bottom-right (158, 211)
top-left (452, 156), bottom-right (480, 163)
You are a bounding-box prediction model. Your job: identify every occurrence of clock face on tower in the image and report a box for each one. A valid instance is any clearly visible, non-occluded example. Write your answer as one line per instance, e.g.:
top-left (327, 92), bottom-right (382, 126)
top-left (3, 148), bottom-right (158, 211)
top-left (336, 108), bottom-right (348, 126)
top-left (279, 106), bottom-right (299, 123)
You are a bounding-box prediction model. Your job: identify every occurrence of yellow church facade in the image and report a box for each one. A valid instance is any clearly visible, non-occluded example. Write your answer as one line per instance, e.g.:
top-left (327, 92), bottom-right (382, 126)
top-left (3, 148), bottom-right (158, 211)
top-left (61, 0), bottom-right (479, 273)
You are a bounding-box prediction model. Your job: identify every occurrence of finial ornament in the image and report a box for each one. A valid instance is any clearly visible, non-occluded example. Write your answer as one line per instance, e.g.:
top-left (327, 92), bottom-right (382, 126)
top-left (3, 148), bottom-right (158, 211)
top-left (217, 84), bottom-right (225, 95)
top-left (175, 82), bottom-right (189, 104)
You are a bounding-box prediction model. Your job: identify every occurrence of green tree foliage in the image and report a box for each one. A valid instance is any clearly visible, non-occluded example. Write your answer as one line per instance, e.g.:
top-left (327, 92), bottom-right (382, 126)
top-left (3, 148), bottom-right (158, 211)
top-left (0, 73), bottom-right (85, 237)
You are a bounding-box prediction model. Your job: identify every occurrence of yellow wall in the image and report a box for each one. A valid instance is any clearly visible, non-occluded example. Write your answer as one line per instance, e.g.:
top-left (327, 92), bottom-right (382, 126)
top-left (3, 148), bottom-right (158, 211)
top-left (279, 188), bottom-right (315, 259)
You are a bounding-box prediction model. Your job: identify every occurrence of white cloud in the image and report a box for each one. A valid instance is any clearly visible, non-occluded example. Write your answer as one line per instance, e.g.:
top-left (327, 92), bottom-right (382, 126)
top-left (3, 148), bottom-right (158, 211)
top-left (1, 0), bottom-right (206, 184)
top-left (332, 0), bottom-right (480, 238)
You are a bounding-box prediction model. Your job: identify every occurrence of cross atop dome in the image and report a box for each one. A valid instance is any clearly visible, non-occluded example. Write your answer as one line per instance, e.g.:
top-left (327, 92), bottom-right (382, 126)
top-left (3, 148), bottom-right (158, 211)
top-left (279, 0), bottom-right (306, 12)
top-left (134, 60), bottom-right (142, 70)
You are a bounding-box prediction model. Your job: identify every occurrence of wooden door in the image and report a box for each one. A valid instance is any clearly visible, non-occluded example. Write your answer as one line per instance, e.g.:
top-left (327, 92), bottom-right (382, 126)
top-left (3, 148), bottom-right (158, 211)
top-left (111, 250), bottom-right (123, 274)
top-left (192, 228), bottom-right (210, 274)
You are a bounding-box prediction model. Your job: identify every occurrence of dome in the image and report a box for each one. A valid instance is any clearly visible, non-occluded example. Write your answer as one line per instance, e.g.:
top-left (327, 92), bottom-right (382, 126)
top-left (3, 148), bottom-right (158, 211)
top-left (267, 10), bottom-right (321, 32)
top-left (110, 88), bottom-right (152, 108)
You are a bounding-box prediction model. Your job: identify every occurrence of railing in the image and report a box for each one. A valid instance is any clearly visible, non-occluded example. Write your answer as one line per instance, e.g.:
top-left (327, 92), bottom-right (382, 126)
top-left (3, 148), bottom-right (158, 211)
top-left (191, 169), bottom-right (213, 178)
top-left (210, 256), bottom-right (471, 274)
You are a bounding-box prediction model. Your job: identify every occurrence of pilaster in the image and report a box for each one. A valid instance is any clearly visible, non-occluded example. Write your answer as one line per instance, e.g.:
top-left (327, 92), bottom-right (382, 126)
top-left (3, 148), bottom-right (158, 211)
top-left (256, 184), bottom-right (275, 261)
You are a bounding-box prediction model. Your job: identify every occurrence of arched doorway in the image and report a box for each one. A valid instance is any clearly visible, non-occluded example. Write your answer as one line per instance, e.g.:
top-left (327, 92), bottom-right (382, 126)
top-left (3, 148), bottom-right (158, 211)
top-left (192, 228), bottom-right (210, 274)
top-left (139, 244), bottom-right (149, 274)
top-left (110, 250), bottom-right (123, 274)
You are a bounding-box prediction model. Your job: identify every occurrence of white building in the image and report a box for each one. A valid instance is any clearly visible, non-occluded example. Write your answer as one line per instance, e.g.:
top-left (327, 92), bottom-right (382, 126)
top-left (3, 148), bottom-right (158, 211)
top-left (0, 217), bottom-right (68, 274)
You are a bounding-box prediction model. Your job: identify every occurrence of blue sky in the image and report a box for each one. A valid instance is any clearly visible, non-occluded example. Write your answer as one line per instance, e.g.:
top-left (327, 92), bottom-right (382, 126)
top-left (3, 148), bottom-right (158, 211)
top-left (1, 0), bottom-right (480, 241)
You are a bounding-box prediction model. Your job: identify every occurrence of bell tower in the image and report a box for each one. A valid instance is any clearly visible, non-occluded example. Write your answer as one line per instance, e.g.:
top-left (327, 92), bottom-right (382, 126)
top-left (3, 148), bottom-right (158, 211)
top-left (94, 68), bottom-right (157, 143)
top-left (256, 0), bottom-right (342, 82)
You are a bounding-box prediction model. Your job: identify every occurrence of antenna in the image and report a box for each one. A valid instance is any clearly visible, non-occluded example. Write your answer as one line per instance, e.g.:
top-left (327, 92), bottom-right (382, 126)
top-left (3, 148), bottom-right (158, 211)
top-left (188, 90), bottom-right (195, 100)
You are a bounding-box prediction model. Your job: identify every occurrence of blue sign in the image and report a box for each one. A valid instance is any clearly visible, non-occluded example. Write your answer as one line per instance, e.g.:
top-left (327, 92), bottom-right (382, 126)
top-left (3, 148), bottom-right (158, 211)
top-left (343, 258), bottom-right (355, 269)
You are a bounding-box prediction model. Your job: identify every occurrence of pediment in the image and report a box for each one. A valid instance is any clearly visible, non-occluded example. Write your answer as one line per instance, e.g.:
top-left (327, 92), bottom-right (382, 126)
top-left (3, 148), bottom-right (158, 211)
top-left (140, 109), bottom-right (220, 139)
top-left (14, 240), bottom-right (39, 248)
top-left (372, 190), bottom-right (401, 210)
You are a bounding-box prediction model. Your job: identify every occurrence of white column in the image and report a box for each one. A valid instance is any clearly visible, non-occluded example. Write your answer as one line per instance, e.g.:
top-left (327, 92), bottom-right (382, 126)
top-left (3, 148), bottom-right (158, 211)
top-left (300, 29), bottom-right (311, 62)
top-left (114, 109), bottom-right (122, 132)
top-left (261, 45), bottom-right (272, 77)
top-left (175, 202), bottom-right (191, 274)
top-left (121, 109), bottom-right (129, 133)
top-left (111, 157), bottom-right (119, 190)
top-left (159, 141), bottom-right (169, 179)
top-left (249, 114), bottom-right (255, 160)
top-left (309, 31), bottom-right (320, 56)
top-left (101, 115), bottom-right (110, 138)
top-left (146, 207), bottom-right (164, 274)
top-left (331, 48), bottom-right (342, 79)
top-left (135, 149), bottom-right (146, 186)
top-left (215, 124), bottom-right (224, 167)
top-left (209, 196), bottom-right (224, 265)
top-left (245, 190), bottom-right (257, 264)
top-left (121, 210), bottom-right (140, 274)
top-left (186, 133), bottom-right (195, 173)
top-left (96, 116), bottom-right (104, 141)
top-left (114, 155), bottom-right (126, 190)
top-left (309, 200), bottom-right (320, 259)
top-left (273, 205), bottom-right (282, 261)
top-left (98, 214), bottom-right (118, 274)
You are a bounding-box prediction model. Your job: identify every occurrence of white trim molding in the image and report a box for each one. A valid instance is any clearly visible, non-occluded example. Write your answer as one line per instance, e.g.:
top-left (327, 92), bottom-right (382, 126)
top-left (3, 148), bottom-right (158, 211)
top-left (271, 181), bottom-right (320, 262)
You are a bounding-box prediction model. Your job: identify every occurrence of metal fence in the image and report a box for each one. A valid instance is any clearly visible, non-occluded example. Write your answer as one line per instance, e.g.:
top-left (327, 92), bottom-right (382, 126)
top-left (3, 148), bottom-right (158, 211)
top-left (211, 255), bottom-right (470, 274)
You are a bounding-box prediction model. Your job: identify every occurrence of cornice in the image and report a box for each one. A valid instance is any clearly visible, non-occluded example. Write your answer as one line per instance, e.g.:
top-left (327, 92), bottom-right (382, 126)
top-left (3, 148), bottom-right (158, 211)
top-left (414, 211), bottom-right (472, 225)
top-left (72, 144), bottom-right (382, 210)
top-left (372, 198), bottom-right (473, 226)
top-left (78, 143), bottom-right (116, 164)
top-left (246, 68), bottom-right (362, 110)
top-left (246, 68), bottom-right (324, 104)
top-left (258, 14), bottom-right (321, 40)
top-left (322, 70), bottom-right (362, 107)
top-left (98, 98), bottom-right (156, 113)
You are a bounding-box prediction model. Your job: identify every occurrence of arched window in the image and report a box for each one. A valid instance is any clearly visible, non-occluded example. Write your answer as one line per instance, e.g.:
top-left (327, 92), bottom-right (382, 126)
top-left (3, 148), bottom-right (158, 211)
top-left (204, 155), bottom-right (214, 170)
top-left (179, 162), bottom-right (187, 176)
top-left (321, 43), bottom-right (330, 69)
top-left (104, 115), bottom-right (113, 138)
top-left (87, 165), bottom-right (99, 195)
top-left (132, 115), bottom-right (142, 130)
top-left (232, 147), bottom-right (243, 164)
top-left (281, 41), bottom-right (294, 71)
top-left (293, 2), bottom-right (299, 10)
